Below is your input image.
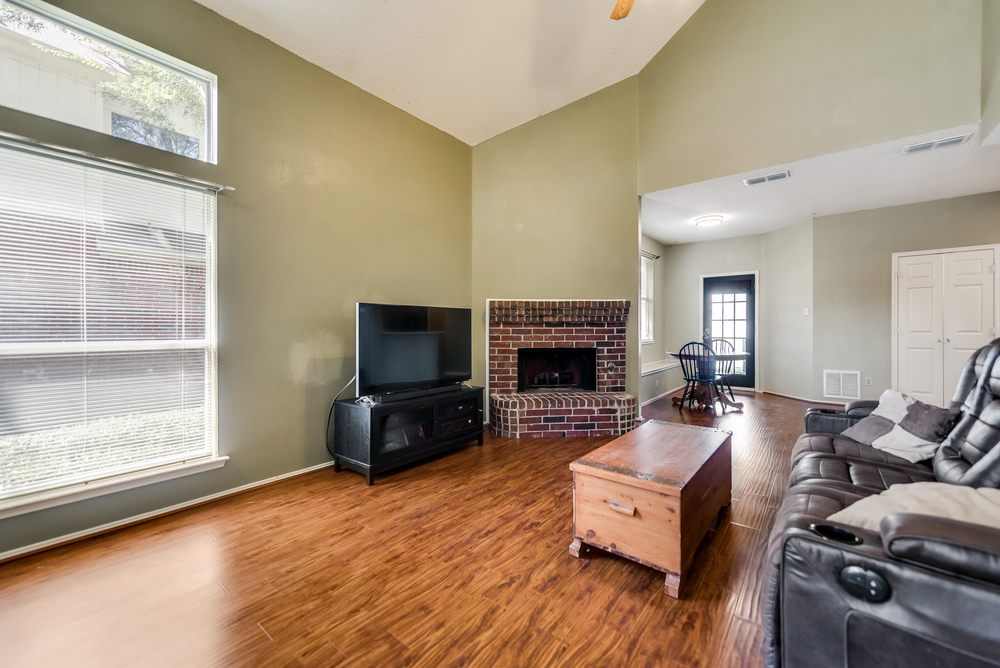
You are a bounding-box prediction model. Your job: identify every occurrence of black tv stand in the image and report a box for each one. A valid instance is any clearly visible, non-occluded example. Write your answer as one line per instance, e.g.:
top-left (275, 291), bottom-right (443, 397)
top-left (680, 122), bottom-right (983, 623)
top-left (330, 385), bottom-right (484, 485)
top-left (368, 383), bottom-right (464, 404)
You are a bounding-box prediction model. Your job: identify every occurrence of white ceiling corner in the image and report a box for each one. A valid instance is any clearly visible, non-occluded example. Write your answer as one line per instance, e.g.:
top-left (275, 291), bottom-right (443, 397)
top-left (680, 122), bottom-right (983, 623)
top-left (641, 123), bottom-right (1000, 245)
top-left (193, 0), bottom-right (705, 145)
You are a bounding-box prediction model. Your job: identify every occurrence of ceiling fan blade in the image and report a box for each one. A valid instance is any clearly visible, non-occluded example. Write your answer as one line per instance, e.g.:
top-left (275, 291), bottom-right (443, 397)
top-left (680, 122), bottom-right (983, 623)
top-left (610, 0), bottom-right (635, 20)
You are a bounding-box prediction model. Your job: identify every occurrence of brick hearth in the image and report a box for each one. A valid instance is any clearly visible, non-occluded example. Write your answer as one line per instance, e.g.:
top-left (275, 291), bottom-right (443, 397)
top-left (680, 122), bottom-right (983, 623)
top-left (488, 300), bottom-right (637, 438)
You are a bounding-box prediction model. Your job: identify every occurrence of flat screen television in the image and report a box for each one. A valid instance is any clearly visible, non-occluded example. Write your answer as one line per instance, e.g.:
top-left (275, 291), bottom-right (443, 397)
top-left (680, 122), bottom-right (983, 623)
top-left (356, 303), bottom-right (472, 398)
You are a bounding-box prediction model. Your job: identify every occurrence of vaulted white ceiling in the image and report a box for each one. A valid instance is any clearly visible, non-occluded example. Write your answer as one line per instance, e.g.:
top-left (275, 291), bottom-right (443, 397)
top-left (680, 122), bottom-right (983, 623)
top-left (194, 0), bottom-right (705, 145)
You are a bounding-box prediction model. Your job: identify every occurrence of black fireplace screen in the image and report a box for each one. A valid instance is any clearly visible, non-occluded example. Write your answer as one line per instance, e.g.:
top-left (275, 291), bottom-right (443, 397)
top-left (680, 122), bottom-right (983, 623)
top-left (517, 348), bottom-right (597, 393)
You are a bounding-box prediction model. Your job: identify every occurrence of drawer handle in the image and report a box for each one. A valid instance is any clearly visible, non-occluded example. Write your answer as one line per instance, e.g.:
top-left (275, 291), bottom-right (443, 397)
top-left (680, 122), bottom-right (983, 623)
top-left (609, 501), bottom-right (635, 516)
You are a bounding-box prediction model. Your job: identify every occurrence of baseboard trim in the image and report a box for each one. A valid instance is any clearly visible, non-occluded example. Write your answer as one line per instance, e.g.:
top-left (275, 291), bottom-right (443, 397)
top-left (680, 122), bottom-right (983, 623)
top-left (762, 390), bottom-right (844, 406)
top-left (0, 460), bottom-right (338, 565)
top-left (642, 384), bottom-right (686, 406)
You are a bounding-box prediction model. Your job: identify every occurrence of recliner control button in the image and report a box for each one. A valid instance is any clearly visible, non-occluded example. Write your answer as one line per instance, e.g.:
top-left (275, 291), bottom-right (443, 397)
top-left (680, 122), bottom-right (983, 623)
top-left (840, 565), bottom-right (891, 603)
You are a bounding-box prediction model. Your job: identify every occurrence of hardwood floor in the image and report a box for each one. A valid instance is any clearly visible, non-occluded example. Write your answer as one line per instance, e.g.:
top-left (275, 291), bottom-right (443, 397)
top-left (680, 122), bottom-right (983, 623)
top-left (0, 392), bottom-right (807, 667)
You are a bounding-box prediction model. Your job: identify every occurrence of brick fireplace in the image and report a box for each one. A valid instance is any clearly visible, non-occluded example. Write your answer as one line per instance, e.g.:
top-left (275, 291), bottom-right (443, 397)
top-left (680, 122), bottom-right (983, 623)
top-left (488, 300), bottom-right (637, 438)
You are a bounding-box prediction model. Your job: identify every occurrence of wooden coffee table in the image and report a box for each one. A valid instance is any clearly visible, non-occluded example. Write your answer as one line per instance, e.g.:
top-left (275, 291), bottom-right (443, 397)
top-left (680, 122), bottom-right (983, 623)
top-left (569, 419), bottom-right (732, 597)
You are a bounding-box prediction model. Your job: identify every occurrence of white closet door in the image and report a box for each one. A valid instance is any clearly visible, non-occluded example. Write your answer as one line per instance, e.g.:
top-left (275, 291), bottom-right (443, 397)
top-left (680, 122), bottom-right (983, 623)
top-left (897, 254), bottom-right (944, 406)
top-left (943, 249), bottom-right (996, 403)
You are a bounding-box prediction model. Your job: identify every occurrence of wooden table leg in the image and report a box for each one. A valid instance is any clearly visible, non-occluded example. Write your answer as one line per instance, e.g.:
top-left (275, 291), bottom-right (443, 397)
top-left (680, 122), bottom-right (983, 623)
top-left (716, 391), bottom-right (744, 411)
top-left (664, 572), bottom-right (681, 598)
top-left (569, 538), bottom-right (584, 558)
top-left (673, 383), bottom-right (744, 412)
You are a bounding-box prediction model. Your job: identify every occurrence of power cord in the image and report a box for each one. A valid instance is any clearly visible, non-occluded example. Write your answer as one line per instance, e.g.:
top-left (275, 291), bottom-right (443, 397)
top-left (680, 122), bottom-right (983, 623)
top-left (326, 374), bottom-right (356, 442)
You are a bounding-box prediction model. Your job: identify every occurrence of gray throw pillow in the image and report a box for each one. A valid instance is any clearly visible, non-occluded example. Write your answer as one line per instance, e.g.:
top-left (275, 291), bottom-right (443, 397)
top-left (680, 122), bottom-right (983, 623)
top-left (899, 401), bottom-right (961, 442)
top-left (841, 389), bottom-right (961, 463)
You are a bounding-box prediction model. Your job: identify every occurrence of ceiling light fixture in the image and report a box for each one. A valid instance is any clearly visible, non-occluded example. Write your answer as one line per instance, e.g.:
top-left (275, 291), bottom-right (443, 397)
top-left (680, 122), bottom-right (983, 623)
top-left (695, 215), bottom-right (723, 227)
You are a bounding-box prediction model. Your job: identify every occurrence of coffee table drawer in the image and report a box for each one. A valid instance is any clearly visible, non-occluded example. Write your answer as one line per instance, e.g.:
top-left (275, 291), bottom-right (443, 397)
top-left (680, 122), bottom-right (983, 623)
top-left (573, 471), bottom-right (681, 574)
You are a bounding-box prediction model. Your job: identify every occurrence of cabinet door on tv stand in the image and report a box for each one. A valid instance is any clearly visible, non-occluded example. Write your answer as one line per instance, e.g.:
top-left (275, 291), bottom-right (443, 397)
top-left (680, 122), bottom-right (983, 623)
top-left (371, 401), bottom-right (436, 465)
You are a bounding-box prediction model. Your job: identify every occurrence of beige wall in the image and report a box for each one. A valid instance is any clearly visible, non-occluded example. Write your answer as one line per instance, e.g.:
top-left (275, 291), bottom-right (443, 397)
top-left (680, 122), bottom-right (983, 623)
top-left (652, 221), bottom-right (815, 400)
top-left (0, 0), bottom-right (472, 554)
top-left (652, 192), bottom-right (1000, 406)
top-left (813, 192), bottom-right (1000, 402)
top-left (984, 0), bottom-right (1000, 144)
top-left (637, 0), bottom-right (982, 194)
top-left (471, 78), bottom-right (640, 400)
top-left (760, 220), bottom-right (814, 400)
top-left (656, 234), bottom-right (766, 395)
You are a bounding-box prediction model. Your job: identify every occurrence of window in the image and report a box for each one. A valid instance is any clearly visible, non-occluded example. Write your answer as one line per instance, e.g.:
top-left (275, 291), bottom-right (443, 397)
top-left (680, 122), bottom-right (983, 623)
top-left (0, 138), bottom-right (220, 514)
top-left (640, 255), bottom-right (654, 343)
top-left (710, 292), bottom-right (748, 375)
top-left (0, 0), bottom-right (216, 162)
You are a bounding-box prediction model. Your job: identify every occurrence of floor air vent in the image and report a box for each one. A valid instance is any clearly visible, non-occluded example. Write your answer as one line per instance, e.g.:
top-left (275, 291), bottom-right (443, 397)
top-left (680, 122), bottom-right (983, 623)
top-left (743, 170), bottom-right (789, 186)
top-left (902, 134), bottom-right (971, 153)
top-left (824, 370), bottom-right (861, 400)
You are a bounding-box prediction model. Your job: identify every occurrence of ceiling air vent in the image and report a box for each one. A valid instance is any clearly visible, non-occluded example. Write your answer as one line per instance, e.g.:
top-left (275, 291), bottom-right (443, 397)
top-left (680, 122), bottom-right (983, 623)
top-left (743, 170), bottom-right (790, 186)
top-left (824, 370), bottom-right (861, 400)
top-left (902, 134), bottom-right (971, 154)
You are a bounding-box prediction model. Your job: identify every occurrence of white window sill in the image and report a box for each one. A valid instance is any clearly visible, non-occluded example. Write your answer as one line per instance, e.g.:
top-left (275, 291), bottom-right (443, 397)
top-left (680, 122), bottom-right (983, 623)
top-left (641, 360), bottom-right (679, 376)
top-left (0, 456), bottom-right (229, 520)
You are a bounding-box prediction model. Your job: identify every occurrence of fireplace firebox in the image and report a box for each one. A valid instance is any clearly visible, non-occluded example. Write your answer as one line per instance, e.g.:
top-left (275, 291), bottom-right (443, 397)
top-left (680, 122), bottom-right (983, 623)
top-left (517, 348), bottom-right (596, 394)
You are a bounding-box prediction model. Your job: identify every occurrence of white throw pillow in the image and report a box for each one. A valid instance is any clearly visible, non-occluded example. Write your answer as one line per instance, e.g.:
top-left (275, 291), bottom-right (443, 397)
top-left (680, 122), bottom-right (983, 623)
top-left (827, 482), bottom-right (1000, 532)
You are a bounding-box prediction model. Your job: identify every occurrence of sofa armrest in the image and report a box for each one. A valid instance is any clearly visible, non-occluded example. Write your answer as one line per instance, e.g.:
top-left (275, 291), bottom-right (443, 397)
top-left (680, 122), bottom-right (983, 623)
top-left (804, 410), bottom-right (858, 434)
top-left (803, 401), bottom-right (878, 434)
top-left (881, 513), bottom-right (1000, 587)
top-left (844, 400), bottom-right (879, 416)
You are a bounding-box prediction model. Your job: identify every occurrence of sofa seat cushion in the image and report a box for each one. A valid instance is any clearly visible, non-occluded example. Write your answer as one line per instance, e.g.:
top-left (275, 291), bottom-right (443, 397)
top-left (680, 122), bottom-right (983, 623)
top-left (791, 432), bottom-right (917, 468)
top-left (827, 481), bottom-right (1000, 532)
top-left (788, 453), bottom-right (935, 493)
top-left (773, 483), bottom-right (871, 525)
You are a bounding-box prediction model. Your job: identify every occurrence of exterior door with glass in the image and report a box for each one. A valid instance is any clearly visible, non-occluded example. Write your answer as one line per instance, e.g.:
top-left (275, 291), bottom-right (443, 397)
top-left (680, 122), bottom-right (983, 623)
top-left (703, 275), bottom-right (755, 389)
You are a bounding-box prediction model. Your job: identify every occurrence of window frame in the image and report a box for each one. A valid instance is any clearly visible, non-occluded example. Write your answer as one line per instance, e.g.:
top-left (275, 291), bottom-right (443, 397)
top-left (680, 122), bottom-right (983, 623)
top-left (640, 255), bottom-right (655, 343)
top-left (0, 134), bottom-right (225, 521)
top-left (2, 0), bottom-right (218, 163)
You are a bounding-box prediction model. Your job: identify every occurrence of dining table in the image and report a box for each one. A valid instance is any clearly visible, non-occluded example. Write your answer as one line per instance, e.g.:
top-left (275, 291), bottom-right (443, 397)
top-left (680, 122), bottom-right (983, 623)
top-left (666, 350), bottom-right (750, 411)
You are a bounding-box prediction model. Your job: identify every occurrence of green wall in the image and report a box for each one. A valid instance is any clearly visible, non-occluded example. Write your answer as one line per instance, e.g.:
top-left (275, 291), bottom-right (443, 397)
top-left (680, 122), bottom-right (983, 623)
top-left (470, 78), bottom-right (641, 398)
top-left (637, 0), bottom-right (982, 194)
top-left (983, 0), bottom-right (1000, 144)
top-left (813, 192), bottom-right (1000, 401)
top-left (0, 0), bottom-right (472, 554)
top-left (1, 0), bottom-right (996, 555)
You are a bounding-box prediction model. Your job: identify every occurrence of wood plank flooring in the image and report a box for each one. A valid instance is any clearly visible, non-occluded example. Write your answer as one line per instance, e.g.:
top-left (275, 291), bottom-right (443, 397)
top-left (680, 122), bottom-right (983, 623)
top-left (0, 392), bottom-right (807, 667)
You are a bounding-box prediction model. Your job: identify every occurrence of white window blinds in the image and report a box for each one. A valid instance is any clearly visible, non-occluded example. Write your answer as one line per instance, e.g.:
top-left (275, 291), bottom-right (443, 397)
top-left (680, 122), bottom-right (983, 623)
top-left (640, 255), bottom-right (654, 342)
top-left (0, 141), bottom-right (217, 502)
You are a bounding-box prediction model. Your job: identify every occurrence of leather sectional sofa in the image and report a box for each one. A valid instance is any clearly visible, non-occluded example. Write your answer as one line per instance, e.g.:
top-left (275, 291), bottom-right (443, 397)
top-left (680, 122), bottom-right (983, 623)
top-left (763, 339), bottom-right (1000, 668)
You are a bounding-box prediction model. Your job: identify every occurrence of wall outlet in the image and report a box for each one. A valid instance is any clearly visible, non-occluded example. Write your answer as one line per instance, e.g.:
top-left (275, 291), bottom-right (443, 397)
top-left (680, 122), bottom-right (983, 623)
top-left (865, 377), bottom-right (873, 386)
top-left (655, 379), bottom-right (659, 389)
